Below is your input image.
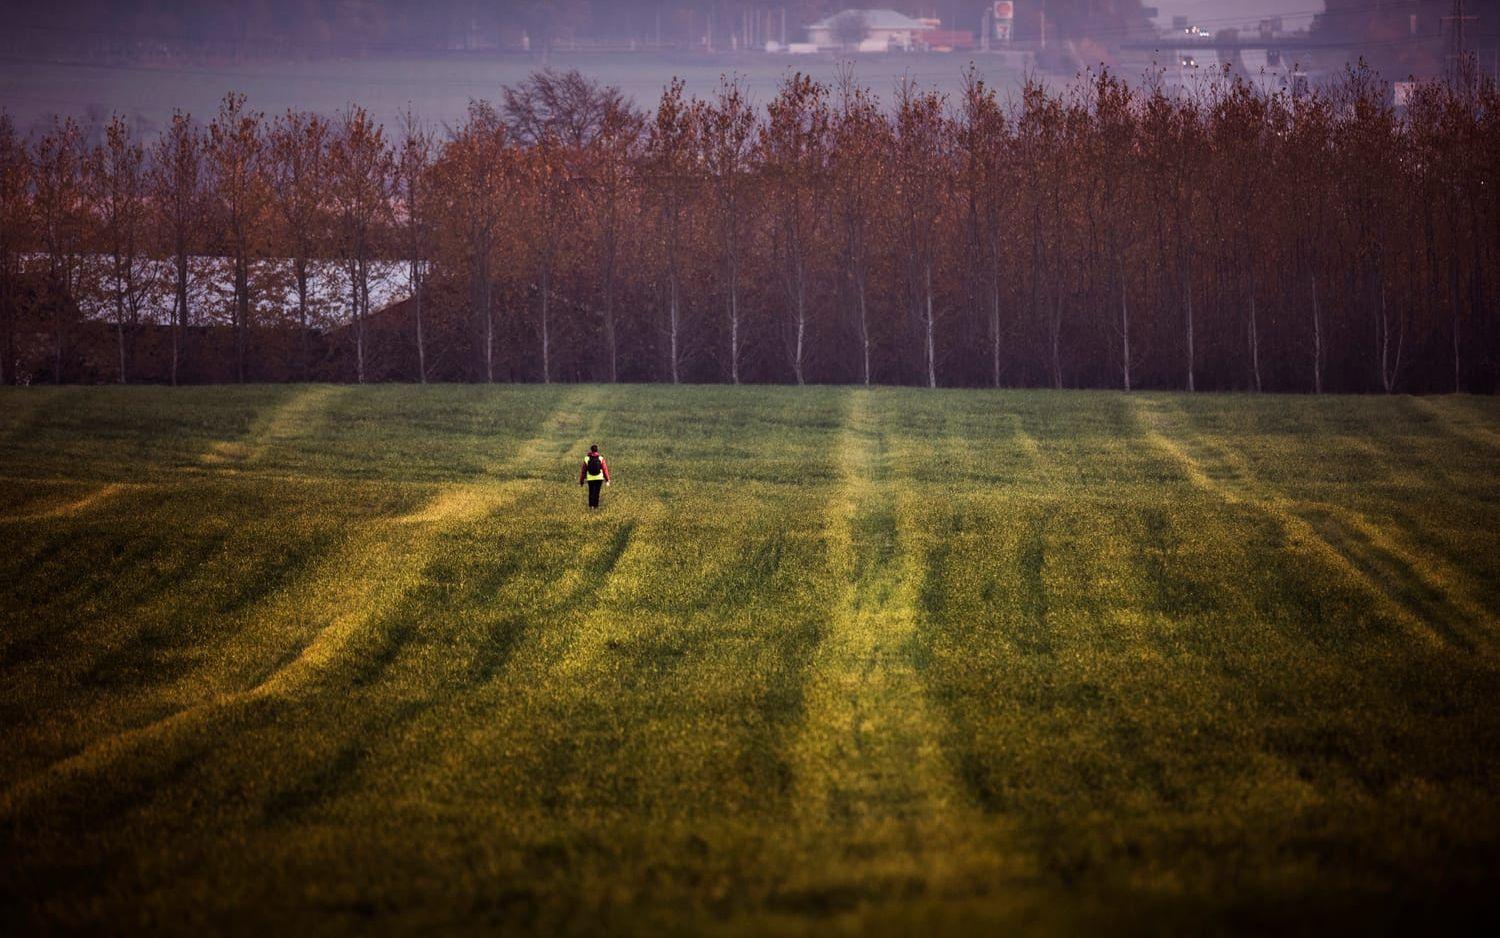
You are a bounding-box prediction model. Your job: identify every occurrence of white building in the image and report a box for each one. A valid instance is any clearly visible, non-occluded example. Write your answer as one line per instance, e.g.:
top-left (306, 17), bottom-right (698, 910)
top-left (806, 9), bottom-right (933, 52)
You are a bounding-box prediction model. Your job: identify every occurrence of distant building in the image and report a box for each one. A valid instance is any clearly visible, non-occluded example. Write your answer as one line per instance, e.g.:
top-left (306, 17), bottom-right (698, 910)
top-left (806, 8), bottom-right (934, 51)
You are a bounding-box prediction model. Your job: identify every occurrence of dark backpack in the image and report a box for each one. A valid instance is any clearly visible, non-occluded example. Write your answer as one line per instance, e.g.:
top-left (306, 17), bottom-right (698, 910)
top-left (587, 453), bottom-right (603, 476)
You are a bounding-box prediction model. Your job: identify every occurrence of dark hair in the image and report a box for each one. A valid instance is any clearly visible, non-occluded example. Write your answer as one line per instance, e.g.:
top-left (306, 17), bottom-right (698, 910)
top-left (590, 444), bottom-right (599, 453)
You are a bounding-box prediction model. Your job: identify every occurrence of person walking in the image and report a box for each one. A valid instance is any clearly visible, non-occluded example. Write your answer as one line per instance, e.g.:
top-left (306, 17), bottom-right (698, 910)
top-left (579, 444), bottom-right (611, 510)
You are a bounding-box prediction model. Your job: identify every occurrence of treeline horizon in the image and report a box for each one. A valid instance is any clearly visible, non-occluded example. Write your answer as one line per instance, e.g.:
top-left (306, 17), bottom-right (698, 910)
top-left (0, 65), bottom-right (1497, 393)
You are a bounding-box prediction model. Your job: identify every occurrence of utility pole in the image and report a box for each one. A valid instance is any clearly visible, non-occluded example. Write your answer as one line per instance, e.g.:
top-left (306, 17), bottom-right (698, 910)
top-left (1444, 0), bottom-right (1479, 98)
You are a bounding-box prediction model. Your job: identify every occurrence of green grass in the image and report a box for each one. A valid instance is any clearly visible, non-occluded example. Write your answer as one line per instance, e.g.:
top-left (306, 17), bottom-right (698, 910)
top-left (2, 385), bottom-right (1499, 935)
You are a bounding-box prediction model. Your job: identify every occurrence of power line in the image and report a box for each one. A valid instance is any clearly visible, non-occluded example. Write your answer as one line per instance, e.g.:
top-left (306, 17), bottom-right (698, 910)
top-left (1443, 0), bottom-right (1480, 92)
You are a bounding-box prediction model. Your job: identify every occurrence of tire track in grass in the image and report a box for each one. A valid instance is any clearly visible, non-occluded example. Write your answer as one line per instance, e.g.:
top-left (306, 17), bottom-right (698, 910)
top-left (205, 389), bottom-right (617, 823)
top-left (783, 388), bottom-right (1010, 906)
top-left (1133, 398), bottom-right (1494, 656)
top-left (199, 385), bottom-right (345, 468)
top-left (398, 388), bottom-right (604, 525)
top-left (223, 386), bottom-right (608, 697)
top-left (0, 481), bottom-right (141, 522)
top-left (0, 387), bottom-right (605, 821)
top-left (1411, 396), bottom-right (1500, 454)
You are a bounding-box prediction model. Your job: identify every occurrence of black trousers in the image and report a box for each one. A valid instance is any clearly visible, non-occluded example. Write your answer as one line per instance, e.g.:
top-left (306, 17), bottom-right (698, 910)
top-left (587, 480), bottom-right (603, 508)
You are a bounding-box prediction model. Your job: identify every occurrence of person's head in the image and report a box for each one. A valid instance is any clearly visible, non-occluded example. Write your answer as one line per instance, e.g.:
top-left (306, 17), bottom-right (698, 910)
top-left (590, 444), bottom-right (599, 453)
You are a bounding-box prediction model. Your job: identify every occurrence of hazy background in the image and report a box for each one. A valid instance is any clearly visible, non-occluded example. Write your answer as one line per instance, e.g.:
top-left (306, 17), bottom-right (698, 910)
top-left (1152, 1), bottom-right (1322, 31)
top-left (2, 0), bottom-right (1496, 139)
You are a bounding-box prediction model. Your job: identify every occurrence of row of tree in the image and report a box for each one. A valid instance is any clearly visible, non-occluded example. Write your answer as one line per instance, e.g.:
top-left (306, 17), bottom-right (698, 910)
top-left (1, 65), bottom-right (1497, 391)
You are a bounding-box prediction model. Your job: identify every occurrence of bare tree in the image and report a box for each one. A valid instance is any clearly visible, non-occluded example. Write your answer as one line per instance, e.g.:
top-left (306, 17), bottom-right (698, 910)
top-left (830, 11), bottom-right (869, 51)
top-left (581, 96), bottom-right (642, 383)
top-left (1142, 86), bottom-right (1205, 391)
top-left (328, 105), bottom-right (393, 385)
top-left (894, 78), bottom-right (948, 389)
top-left (206, 93), bottom-right (268, 383)
top-left (437, 101), bottom-right (509, 382)
top-left (698, 76), bottom-right (757, 384)
top-left (761, 73), bottom-right (831, 385)
top-left (1209, 78), bottom-right (1272, 392)
top-left (644, 79), bottom-right (696, 384)
top-left (519, 133), bottom-right (574, 384)
top-left (832, 69), bottom-right (887, 386)
top-left (1083, 71), bottom-right (1139, 391)
top-left (148, 112), bottom-right (203, 386)
top-left (87, 115), bottom-right (149, 384)
top-left (502, 68), bottom-right (629, 149)
top-left (958, 68), bottom-right (1011, 388)
top-left (33, 117), bottom-right (86, 382)
top-left (1334, 67), bottom-right (1405, 393)
top-left (1283, 91), bottom-right (1334, 393)
top-left (0, 113), bottom-right (27, 385)
top-left (5, 70), bottom-right (1497, 392)
top-left (267, 109), bottom-right (330, 379)
top-left (397, 108), bottom-right (435, 383)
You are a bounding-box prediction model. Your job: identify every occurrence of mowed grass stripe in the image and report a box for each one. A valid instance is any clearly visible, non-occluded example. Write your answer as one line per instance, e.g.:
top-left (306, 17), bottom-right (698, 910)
top-left (1132, 397), bottom-right (1496, 657)
top-left (0, 388), bottom-right (602, 818)
top-left (784, 389), bottom-right (1018, 906)
top-left (200, 385), bottom-right (347, 468)
top-left (1412, 395), bottom-right (1500, 454)
top-left (2, 387), bottom-right (1499, 935)
top-left (914, 398), bottom-right (1497, 921)
top-left (376, 392), bottom-right (839, 819)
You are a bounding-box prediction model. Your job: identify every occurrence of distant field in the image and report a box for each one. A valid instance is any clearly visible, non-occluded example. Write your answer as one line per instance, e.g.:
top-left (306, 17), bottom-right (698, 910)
top-left (0, 51), bottom-right (1033, 134)
top-left (2, 385), bottom-right (1499, 934)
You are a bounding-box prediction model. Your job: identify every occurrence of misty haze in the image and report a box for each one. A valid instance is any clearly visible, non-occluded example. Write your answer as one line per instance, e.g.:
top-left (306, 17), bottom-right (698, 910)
top-left (2, 2), bottom-right (1499, 937)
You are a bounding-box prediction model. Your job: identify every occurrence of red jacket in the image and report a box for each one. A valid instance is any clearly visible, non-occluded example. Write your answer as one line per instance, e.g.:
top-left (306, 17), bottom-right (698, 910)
top-left (579, 452), bottom-right (610, 483)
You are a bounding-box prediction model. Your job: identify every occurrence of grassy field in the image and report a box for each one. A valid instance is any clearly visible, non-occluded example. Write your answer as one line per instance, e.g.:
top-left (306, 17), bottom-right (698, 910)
top-left (2, 385), bottom-right (1499, 935)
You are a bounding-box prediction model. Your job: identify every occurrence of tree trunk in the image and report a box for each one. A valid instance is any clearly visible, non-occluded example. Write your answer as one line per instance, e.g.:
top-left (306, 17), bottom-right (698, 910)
top-left (484, 287), bottom-right (494, 384)
top-left (925, 260), bottom-right (937, 389)
top-left (173, 252), bottom-right (189, 386)
top-left (1247, 263), bottom-right (1262, 393)
top-left (170, 291), bottom-right (181, 387)
top-left (602, 232), bottom-right (617, 383)
top-left (727, 244), bottom-right (740, 385)
top-left (353, 259), bottom-right (366, 385)
top-left (1, 273), bottom-right (12, 385)
top-left (235, 252), bottom-right (249, 383)
top-left (1119, 251), bottom-right (1131, 391)
top-left (1, 268), bottom-right (11, 385)
top-left (1184, 244), bottom-right (1195, 392)
top-left (1311, 271), bottom-right (1322, 394)
top-left (540, 263), bottom-right (551, 384)
top-left (296, 259), bottom-right (309, 380)
top-left (857, 268), bottom-right (871, 387)
top-left (1451, 249), bottom-right (1463, 393)
top-left (1049, 292), bottom-right (1063, 391)
top-left (473, 244), bottom-right (494, 384)
top-left (792, 267), bottom-right (806, 387)
top-left (52, 274), bottom-right (65, 384)
top-left (668, 273), bottom-right (681, 385)
top-left (729, 280), bottom-right (740, 385)
top-left (1378, 269), bottom-right (1404, 394)
top-left (604, 282), bottom-right (617, 384)
top-left (114, 276), bottom-right (128, 384)
top-left (413, 260), bottom-right (426, 384)
top-left (990, 258), bottom-right (1001, 389)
